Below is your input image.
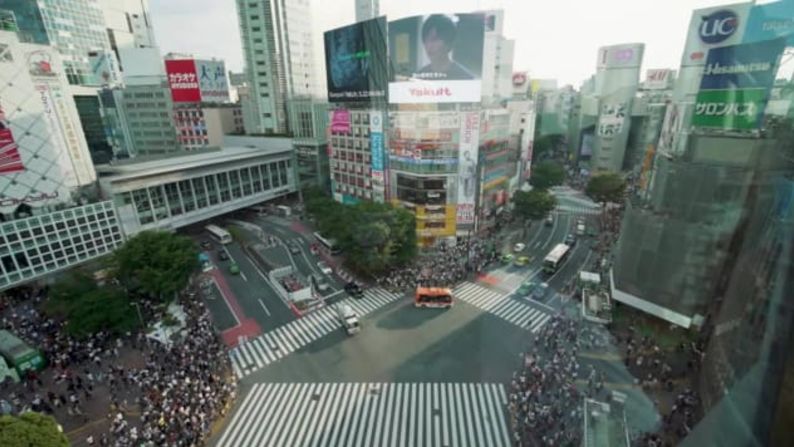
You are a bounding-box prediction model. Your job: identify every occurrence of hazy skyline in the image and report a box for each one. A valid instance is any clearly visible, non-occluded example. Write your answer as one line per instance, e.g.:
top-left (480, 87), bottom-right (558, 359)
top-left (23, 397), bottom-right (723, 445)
top-left (148, 0), bottom-right (786, 87)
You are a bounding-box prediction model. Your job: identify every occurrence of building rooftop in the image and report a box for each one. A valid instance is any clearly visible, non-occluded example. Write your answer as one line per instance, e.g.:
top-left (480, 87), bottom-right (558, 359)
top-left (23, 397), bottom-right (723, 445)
top-left (97, 146), bottom-right (291, 182)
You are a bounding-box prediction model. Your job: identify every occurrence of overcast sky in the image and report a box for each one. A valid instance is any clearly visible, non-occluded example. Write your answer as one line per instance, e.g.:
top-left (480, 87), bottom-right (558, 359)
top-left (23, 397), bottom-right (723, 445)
top-left (148, 0), bottom-right (781, 87)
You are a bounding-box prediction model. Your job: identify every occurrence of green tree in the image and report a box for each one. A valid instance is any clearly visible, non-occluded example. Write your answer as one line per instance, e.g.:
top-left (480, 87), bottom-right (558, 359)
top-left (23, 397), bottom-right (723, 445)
top-left (47, 272), bottom-right (139, 338)
top-left (112, 231), bottom-right (199, 302)
top-left (586, 172), bottom-right (627, 204)
top-left (513, 189), bottom-right (557, 222)
top-left (529, 161), bottom-right (565, 190)
top-left (0, 412), bottom-right (69, 447)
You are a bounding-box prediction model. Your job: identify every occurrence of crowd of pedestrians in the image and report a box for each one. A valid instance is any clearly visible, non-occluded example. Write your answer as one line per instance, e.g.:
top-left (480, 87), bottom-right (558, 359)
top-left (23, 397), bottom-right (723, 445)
top-left (378, 236), bottom-right (499, 292)
top-left (0, 280), bottom-right (236, 446)
top-left (508, 314), bottom-right (599, 447)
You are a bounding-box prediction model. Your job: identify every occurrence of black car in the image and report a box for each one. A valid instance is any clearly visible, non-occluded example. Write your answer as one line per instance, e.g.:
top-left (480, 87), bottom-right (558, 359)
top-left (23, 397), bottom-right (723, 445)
top-left (218, 250), bottom-right (229, 261)
top-left (345, 282), bottom-right (364, 298)
top-left (200, 240), bottom-right (212, 250)
top-left (565, 234), bottom-right (577, 247)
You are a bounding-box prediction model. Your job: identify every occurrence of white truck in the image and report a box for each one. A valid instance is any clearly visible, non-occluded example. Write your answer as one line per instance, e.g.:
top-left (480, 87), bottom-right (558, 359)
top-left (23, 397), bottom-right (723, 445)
top-left (337, 304), bottom-right (360, 335)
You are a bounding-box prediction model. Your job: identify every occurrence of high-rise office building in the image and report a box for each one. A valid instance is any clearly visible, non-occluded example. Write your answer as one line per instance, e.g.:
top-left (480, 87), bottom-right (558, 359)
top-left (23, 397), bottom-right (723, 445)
top-left (235, 0), bottom-right (318, 134)
top-left (355, 0), bottom-right (379, 22)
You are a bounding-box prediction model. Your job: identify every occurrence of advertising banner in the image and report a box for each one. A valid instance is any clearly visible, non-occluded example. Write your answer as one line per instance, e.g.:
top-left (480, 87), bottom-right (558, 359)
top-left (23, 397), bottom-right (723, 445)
top-left (645, 69), bottom-right (673, 89)
top-left (700, 38), bottom-right (786, 90)
top-left (165, 59), bottom-right (201, 103)
top-left (370, 111), bottom-right (384, 171)
top-left (88, 51), bottom-right (121, 86)
top-left (325, 17), bottom-right (389, 103)
top-left (389, 13), bottom-right (485, 104)
top-left (743, 0), bottom-right (794, 46)
top-left (195, 60), bottom-right (229, 102)
top-left (597, 102), bottom-right (627, 137)
top-left (456, 112), bottom-right (479, 225)
top-left (692, 88), bottom-right (767, 130)
top-left (596, 43), bottom-right (644, 69)
top-left (0, 102), bottom-right (23, 175)
top-left (330, 109), bottom-right (351, 133)
top-left (680, 4), bottom-right (752, 67)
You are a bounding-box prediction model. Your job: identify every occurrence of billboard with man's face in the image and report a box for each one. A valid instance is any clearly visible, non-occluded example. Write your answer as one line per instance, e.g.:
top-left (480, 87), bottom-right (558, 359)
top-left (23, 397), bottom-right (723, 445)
top-left (389, 13), bottom-right (485, 103)
top-left (324, 17), bottom-right (389, 103)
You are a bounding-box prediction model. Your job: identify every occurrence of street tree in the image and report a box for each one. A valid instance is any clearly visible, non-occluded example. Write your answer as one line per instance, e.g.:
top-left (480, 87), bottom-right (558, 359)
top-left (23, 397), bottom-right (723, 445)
top-left (513, 189), bottom-right (557, 223)
top-left (0, 413), bottom-right (69, 447)
top-left (586, 172), bottom-right (627, 204)
top-left (529, 161), bottom-right (565, 190)
top-left (112, 230), bottom-right (199, 303)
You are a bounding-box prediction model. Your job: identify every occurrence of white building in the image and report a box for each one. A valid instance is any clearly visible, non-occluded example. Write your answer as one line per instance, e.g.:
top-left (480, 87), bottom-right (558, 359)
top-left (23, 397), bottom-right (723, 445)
top-left (355, 0), bottom-right (379, 22)
top-left (0, 30), bottom-right (96, 217)
top-left (481, 10), bottom-right (515, 104)
top-left (235, 0), bottom-right (319, 134)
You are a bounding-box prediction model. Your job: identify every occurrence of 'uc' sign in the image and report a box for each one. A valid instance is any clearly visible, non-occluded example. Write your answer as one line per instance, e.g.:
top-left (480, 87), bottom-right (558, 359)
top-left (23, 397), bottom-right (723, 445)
top-left (699, 10), bottom-right (739, 44)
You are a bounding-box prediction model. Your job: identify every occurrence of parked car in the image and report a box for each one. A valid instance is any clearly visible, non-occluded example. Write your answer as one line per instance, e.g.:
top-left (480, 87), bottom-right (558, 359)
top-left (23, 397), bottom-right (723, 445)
top-left (513, 242), bottom-right (526, 252)
top-left (317, 261), bottom-right (333, 275)
top-left (345, 282), bottom-right (364, 298)
top-left (217, 250), bottom-right (229, 261)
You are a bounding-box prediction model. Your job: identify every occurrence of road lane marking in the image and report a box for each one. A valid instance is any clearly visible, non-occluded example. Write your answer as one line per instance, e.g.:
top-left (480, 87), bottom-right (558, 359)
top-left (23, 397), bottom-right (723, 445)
top-left (258, 298), bottom-right (271, 316)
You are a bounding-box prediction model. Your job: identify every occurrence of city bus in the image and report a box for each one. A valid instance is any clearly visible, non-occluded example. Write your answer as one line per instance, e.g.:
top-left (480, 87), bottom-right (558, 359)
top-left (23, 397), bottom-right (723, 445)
top-left (542, 243), bottom-right (571, 274)
top-left (415, 287), bottom-right (454, 309)
top-left (0, 330), bottom-right (46, 376)
top-left (205, 224), bottom-right (232, 244)
top-left (313, 231), bottom-right (341, 255)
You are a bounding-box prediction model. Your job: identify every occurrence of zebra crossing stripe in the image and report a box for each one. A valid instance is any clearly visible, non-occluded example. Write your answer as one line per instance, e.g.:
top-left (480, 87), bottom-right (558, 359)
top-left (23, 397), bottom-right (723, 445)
top-left (454, 281), bottom-right (553, 333)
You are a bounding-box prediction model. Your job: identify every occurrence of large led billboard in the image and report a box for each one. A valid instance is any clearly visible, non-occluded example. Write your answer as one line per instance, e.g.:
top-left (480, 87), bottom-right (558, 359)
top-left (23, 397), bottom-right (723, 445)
top-left (389, 13), bottom-right (485, 103)
top-left (324, 17), bottom-right (389, 103)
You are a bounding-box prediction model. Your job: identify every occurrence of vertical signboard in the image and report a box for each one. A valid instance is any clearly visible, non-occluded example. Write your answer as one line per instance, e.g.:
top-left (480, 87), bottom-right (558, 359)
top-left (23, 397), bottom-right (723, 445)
top-left (743, 0), bottom-right (794, 46)
top-left (325, 17), bottom-right (389, 103)
top-left (0, 102), bottom-right (23, 174)
top-left (370, 110), bottom-right (385, 202)
top-left (195, 60), bottom-right (229, 102)
top-left (389, 13), bottom-right (485, 103)
top-left (680, 4), bottom-right (752, 67)
top-left (456, 111), bottom-right (479, 225)
top-left (692, 38), bottom-right (786, 130)
top-left (165, 59), bottom-right (201, 103)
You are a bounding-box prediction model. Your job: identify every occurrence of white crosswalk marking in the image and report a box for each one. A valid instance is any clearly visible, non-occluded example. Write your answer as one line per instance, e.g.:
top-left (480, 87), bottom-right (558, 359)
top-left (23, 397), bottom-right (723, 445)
top-left (229, 287), bottom-right (402, 379)
top-left (556, 204), bottom-right (601, 215)
top-left (217, 382), bottom-right (511, 447)
top-left (453, 281), bottom-right (551, 333)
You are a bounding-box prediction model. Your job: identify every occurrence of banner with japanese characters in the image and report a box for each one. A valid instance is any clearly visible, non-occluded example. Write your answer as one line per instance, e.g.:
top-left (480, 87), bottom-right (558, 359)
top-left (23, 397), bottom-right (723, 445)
top-left (165, 59), bottom-right (201, 103)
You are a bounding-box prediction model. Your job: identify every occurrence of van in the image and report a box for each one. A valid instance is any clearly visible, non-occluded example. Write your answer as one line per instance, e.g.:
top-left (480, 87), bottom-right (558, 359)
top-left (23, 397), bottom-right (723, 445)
top-left (337, 304), bottom-right (360, 335)
top-left (576, 222), bottom-right (586, 236)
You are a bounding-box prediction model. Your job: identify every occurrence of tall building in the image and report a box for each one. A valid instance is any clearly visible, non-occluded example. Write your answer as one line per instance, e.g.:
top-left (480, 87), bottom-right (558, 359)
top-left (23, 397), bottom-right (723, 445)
top-left (355, 0), bottom-right (379, 22)
top-left (481, 11), bottom-right (514, 104)
top-left (3, 0), bottom-right (114, 86)
top-left (288, 99), bottom-right (330, 190)
top-left (235, 0), bottom-right (318, 134)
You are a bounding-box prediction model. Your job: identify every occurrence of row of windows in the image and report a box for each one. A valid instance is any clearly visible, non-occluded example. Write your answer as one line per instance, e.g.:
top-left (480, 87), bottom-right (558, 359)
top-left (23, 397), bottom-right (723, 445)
top-left (120, 160), bottom-right (293, 226)
top-left (333, 183), bottom-right (373, 200)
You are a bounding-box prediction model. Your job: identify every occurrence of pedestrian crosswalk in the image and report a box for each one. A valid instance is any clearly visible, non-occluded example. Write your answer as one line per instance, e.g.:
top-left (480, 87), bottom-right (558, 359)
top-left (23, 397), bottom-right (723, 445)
top-left (453, 282), bottom-right (550, 332)
top-left (556, 204), bottom-right (600, 215)
top-left (216, 382), bottom-right (511, 447)
top-left (229, 287), bottom-right (401, 379)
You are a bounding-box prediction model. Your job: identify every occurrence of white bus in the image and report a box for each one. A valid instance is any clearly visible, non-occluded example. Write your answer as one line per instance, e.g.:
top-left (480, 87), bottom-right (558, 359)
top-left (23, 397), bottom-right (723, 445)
top-left (543, 243), bottom-right (571, 274)
top-left (313, 231), bottom-right (341, 255)
top-left (205, 225), bottom-right (232, 244)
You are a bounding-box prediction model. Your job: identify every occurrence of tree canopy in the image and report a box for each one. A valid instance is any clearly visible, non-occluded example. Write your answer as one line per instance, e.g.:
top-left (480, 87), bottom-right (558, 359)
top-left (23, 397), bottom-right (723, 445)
top-left (529, 161), bottom-right (565, 190)
top-left (304, 190), bottom-right (416, 275)
top-left (46, 271), bottom-right (139, 338)
top-left (111, 230), bottom-right (199, 302)
top-left (0, 413), bottom-right (69, 447)
top-left (586, 172), bottom-right (627, 204)
top-left (513, 189), bottom-right (557, 222)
